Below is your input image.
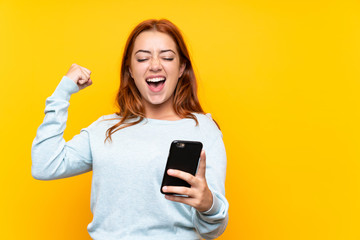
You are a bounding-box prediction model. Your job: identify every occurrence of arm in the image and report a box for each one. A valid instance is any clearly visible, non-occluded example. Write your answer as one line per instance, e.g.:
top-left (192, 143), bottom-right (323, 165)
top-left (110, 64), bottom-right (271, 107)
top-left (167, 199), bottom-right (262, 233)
top-left (192, 135), bottom-right (229, 239)
top-left (31, 64), bottom-right (94, 180)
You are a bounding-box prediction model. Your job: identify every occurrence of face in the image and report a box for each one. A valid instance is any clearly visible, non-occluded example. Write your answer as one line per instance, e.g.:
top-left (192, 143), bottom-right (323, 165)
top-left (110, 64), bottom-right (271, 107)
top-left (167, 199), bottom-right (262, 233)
top-left (129, 30), bottom-right (185, 109)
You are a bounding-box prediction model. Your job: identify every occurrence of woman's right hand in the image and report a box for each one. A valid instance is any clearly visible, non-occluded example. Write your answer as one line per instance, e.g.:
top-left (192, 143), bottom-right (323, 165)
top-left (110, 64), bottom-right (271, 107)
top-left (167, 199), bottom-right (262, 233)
top-left (65, 63), bottom-right (92, 91)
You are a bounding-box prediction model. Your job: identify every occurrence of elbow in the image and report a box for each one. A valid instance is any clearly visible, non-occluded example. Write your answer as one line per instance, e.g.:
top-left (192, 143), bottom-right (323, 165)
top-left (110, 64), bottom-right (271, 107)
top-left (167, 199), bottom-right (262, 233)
top-left (31, 166), bottom-right (53, 180)
top-left (31, 150), bottom-right (57, 180)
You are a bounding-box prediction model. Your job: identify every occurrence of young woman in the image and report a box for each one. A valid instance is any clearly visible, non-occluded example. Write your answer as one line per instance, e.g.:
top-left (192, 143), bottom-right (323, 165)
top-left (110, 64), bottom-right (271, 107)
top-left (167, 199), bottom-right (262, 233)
top-left (32, 19), bottom-right (229, 239)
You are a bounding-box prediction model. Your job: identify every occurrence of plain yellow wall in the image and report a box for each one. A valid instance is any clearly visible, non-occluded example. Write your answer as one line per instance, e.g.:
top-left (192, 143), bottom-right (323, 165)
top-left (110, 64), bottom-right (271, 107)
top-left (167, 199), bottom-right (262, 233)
top-left (1, 0), bottom-right (359, 239)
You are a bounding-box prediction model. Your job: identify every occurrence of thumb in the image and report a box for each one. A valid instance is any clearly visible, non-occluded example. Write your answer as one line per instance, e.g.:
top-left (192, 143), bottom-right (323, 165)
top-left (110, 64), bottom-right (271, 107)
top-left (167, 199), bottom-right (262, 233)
top-left (84, 79), bottom-right (93, 87)
top-left (78, 78), bottom-right (93, 90)
top-left (196, 150), bottom-right (206, 178)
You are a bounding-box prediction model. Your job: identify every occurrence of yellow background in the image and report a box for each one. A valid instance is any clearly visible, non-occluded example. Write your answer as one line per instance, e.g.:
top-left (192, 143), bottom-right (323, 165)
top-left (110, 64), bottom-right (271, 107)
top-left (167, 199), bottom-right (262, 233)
top-left (1, 0), bottom-right (359, 239)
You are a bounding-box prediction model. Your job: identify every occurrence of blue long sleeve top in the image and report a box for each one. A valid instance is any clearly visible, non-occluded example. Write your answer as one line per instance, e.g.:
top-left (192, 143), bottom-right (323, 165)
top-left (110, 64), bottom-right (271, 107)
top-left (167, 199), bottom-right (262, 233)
top-left (31, 76), bottom-right (229, 240)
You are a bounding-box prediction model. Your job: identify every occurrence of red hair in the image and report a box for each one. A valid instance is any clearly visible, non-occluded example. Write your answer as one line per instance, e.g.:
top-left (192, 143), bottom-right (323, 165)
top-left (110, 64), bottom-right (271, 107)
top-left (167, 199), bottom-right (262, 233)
top-left (105, 19), bottom-right (207, 142)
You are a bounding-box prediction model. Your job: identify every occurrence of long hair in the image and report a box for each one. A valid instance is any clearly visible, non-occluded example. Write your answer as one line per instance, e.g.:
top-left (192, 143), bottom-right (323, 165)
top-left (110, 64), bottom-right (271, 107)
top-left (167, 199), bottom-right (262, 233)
top-left (105, 19), bottom-right (207, 142)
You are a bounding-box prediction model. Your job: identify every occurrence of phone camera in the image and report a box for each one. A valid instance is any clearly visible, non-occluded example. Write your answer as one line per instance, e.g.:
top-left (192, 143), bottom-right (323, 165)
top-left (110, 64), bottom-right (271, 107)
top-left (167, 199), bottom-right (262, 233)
top-left (176, 142), bottom-right (185, 148)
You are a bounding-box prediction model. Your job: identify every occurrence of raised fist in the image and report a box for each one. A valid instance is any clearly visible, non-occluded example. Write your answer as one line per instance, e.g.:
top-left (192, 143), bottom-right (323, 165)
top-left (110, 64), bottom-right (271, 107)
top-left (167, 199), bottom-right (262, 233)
top-left (65, 63), bottom-right (92, 91)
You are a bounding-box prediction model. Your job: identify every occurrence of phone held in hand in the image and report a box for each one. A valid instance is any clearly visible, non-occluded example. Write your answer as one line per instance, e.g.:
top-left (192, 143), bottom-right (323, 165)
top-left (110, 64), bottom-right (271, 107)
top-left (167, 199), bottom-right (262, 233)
top-left (160, 140), bottom-right (203, 195)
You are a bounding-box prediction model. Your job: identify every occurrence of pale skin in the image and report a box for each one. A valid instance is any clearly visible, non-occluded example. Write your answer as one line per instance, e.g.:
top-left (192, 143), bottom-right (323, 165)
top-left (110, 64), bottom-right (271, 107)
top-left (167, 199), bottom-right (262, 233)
top-left (64, 31), bottom-right (213, 212)
top-left (129, 30), bottom-right (185, 120)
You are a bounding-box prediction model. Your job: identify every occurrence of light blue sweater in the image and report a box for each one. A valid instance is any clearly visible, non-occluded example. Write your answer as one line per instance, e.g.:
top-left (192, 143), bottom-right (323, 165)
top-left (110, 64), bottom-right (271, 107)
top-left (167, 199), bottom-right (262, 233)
top-left (31, 76), bottom-right (229, 240)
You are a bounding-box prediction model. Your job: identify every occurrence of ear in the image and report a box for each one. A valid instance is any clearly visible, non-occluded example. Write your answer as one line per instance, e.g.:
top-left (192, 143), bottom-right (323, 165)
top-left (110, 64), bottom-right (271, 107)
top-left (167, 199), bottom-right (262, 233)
top-left (128, 67), bottom-right (133, 78)
top-left (179, 63), bottom-right (186, 78)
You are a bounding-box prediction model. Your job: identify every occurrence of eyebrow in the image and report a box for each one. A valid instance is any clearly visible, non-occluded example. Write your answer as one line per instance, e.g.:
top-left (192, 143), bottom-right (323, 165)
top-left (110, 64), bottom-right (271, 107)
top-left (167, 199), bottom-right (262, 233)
top-left (135, 49), bottom-right (176, 55)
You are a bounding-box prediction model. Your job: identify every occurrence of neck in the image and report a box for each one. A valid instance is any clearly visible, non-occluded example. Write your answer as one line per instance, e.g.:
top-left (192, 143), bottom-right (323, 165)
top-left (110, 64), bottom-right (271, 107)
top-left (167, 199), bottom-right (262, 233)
top-left (142, 97), bottom-right (181, 121)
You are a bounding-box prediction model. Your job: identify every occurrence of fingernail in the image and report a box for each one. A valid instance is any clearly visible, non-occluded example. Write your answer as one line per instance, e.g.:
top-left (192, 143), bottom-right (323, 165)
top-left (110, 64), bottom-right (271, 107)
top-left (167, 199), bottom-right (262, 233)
top-left (163, 186), bottom-right (167, 191)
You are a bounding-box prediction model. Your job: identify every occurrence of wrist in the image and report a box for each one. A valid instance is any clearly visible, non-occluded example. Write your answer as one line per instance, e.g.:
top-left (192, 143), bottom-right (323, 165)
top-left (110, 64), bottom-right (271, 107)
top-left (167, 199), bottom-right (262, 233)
top-left (198, 191), bottom-right (221, 216)
top-left (198, 189), bottom-right (214, 213)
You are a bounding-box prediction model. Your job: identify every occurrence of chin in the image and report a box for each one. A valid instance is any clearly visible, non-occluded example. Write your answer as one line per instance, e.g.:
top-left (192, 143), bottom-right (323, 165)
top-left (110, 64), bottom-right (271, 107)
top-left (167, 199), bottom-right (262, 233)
top-left (146, 95), bottom-right (169, 105)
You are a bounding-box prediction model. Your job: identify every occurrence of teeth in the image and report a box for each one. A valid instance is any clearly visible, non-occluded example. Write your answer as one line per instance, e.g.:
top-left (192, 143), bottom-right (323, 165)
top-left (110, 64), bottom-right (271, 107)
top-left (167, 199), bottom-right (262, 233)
top-left (146, 77), bottom-right (166, 82)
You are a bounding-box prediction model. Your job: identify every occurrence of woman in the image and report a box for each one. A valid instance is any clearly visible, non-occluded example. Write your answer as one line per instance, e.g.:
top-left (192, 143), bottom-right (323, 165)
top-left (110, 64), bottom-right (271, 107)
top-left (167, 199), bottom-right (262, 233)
top-left (32, 19), bottom-right (229, 239)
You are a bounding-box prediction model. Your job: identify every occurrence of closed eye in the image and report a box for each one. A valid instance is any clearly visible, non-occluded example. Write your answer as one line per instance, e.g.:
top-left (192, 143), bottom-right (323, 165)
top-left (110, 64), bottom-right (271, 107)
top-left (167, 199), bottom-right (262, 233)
top-left (137, 59), bottom-right (148, 62)
top-left (163, 58), bottom-right (174, 61)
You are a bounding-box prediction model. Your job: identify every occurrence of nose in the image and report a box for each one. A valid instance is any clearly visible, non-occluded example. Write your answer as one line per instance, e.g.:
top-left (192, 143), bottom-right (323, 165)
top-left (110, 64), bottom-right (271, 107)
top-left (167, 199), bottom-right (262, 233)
top-left (149, 57), bottom-right (162, 72)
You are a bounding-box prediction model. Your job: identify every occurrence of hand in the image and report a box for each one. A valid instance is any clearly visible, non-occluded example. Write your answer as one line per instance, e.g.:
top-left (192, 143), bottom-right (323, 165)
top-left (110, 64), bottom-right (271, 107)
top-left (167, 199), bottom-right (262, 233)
top-left (162, 150), bottom-right (213, 212)
top-left (65, 63), bottom-right (92, 91)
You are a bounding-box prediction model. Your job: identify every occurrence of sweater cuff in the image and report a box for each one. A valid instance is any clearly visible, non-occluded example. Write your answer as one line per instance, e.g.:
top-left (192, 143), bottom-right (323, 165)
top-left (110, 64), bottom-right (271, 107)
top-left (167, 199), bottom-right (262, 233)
top-left (52, 76), bottom-right (79, 101)
top-left (199, 191), bottom-right (220, 216)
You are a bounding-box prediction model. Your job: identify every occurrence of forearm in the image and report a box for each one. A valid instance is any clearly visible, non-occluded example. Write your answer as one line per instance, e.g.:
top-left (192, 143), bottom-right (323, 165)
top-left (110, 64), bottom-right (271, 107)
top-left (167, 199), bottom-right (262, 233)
top-left (192, 190), bottom-right (229, 239)
top-left (31, 76), bottom-right (92, 180)
top-left (193, 127), bottom-right (229, 239)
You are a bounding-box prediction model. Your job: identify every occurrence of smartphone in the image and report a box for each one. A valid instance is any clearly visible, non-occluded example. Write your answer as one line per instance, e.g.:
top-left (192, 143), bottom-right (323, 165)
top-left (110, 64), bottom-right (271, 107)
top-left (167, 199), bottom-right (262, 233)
top-left (160, 140), bottom-right (203, 195)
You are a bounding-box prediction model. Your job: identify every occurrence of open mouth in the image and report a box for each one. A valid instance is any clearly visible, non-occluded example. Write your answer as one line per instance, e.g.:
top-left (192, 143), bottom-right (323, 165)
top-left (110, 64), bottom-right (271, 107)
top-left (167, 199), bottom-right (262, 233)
top-left (146, 77), bottom-right (166, 92)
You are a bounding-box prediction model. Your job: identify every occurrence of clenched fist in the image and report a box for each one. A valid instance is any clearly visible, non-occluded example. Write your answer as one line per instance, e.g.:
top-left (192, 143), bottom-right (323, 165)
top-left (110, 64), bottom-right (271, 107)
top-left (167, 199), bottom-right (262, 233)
top-left (65, 63), bottom-right (92, 91)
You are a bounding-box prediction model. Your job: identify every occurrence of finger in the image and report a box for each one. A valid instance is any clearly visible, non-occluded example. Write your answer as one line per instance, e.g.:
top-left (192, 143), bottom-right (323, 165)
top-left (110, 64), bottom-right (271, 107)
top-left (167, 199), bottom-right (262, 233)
top-left (81, 66), bottom-right (91, 75)
top-left (196, 150), bottom-right (206, 178)
top-left (78, 78), bottom-right (88, 85)
top-left (78, 70), bottom-right (90, 85)
top-left (162, 186), bottom-right (192, 196)
top-left (83, 79), bottom-right (93, 87)
top-left (167, 169), bottom-right (196, 186)
top-left (81, 69), bottom-right (90, 80)
top-left (164, 194), bottom-right (193, 206)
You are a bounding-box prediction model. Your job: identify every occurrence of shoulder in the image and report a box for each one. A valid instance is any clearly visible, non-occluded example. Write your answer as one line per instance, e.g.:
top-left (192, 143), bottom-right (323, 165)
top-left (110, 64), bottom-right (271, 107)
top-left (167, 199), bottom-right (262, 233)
top-left (193, 113), bottom-right (220, 130)
top-left (84, 113), bottom-right (121, 131)
top-left (193, 113), bottom-right (222, 138)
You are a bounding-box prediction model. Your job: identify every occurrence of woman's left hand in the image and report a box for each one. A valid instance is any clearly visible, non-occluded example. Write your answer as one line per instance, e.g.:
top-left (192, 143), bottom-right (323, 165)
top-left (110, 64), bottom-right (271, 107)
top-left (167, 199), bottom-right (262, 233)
top-left (162, 150), bottom-right (213, 212)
